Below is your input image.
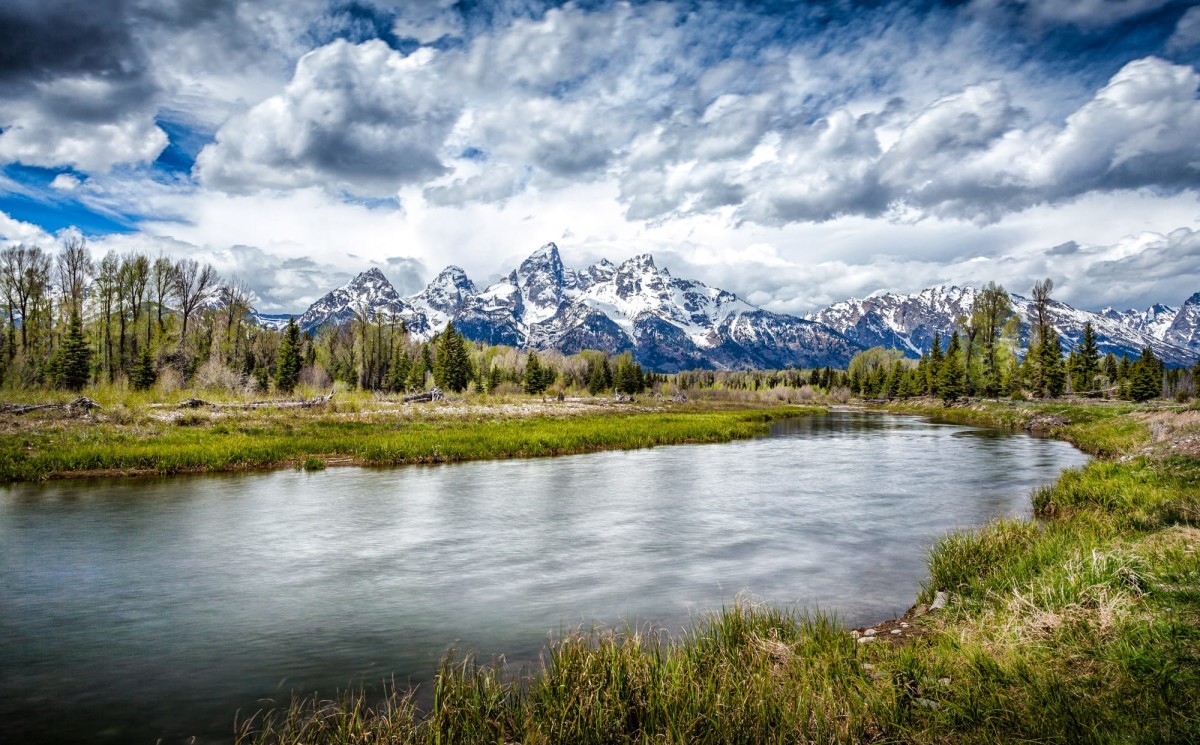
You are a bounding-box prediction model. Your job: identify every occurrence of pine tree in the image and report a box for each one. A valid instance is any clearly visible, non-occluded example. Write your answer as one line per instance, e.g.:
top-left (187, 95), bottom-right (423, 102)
top-left (274, 318), bottom-right (302, 394)
top-left (1129, 346), bottom-right (1162, 402)
top-left (131, 347), bottom-right (157, 391)
top-left (434, 322), bottom-right (472, 392)
top-left (388, 346), bottom-right (412, 392)
top-left (587, 358), bottom-right (609, 394)
top-left (1040, 329), bottom-right (1066, 398)
top-left (524, 351), bottom-right (549, 394)
top-left (926, 332), bottom-right (943, 397)
top-left (937, 330), bottom-right (965, 403)
top-left (57, 311), bottom-right (92, 391)
top-left (1074, 322), bottom-right (1100, 393)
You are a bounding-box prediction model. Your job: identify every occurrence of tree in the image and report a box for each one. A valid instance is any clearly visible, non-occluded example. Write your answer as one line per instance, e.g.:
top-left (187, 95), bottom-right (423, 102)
top-left (524, 351), bottom-right (553, 394)
top-left (131, 347), bottom-right (157, 391)
top-left (171, 258), bottom-right (219, 352)
top-left (1129, 346), bottom-right (1162, 402)
top-left (1039, 329), bottom-right (1066, 398)
top-left (970, 282), bottom-right (1012, 397)
top-left (587, 357), bottom-right (610, 394)
top-left (1073, 322), bottom-right (1101, 393)
top-left (0, 243), bottom-right (51, 354)
top-left (937, 330), bottom-right (965, 403)
top-left (274, 318), bottom-right (302, 394)
top-left (151, 255), bottom-right (174, 338)
top-left (55, 311), bottom-right (92, 391)
top-left (434, 322), bottom-right (472, 392)
top-left (56, 235), bottom-right (92, 320)
top-left (388, 345), bottom-right (412, 392)
top-left (926, 332), bottom-right (943, 397)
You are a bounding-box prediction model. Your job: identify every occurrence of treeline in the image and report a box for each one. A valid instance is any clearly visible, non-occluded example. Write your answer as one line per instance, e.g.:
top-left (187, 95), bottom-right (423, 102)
top-left (847, 279), bottom-right (1198, 403)
top-left (0, 237), bottom-right (662, 397)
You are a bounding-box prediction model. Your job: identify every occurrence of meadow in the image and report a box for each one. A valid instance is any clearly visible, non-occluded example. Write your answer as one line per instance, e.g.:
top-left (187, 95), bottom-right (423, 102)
top-left (0, 385), bottom-right (811, 482)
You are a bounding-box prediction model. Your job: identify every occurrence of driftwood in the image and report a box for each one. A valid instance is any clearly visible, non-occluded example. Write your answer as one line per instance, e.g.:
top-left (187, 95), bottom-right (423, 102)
top-left (403, 386), bottom-right (444, 404)
top-left (1, 396), bottom-right (102, 415)
top-left (152, 392), bottom-right (335, 411)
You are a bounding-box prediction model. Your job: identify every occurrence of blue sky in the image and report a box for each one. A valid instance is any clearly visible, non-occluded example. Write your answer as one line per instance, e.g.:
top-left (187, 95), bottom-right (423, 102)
top-left (1, 0), bottom-right (1200, 313)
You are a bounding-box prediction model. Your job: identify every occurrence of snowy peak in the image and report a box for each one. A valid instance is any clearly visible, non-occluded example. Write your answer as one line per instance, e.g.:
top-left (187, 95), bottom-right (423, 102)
top-left (416, 265), bottom-right (476, 313)
top-left (808, 284), bottom-right (1199, 365)
top-left (295, 266), bottom-right (408, 332)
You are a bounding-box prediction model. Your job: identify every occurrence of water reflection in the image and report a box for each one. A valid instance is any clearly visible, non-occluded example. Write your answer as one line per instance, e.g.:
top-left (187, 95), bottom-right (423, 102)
top-left (0, 411), bottom-right (1088, 744)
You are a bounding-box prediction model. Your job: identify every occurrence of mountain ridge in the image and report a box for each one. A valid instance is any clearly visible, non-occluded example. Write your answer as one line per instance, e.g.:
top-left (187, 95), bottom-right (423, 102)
top-left (255, 245), bottom-right (1200, 370)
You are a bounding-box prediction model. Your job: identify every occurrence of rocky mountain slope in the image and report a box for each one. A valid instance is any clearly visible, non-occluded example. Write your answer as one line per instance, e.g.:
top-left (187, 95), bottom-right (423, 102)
top-left (266, 245), bottom-right (1199, 370)
top-left (285, 244), bottom-right (857, 371)
top-left (805, 286), bottom-right (1200, 365)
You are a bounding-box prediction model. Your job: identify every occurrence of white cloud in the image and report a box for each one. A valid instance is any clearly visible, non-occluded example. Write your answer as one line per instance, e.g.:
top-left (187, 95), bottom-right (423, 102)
top-left (196, 40), bottom-right (460, 196)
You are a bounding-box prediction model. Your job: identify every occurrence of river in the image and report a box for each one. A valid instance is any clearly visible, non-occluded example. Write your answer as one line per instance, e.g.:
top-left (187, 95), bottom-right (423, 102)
top-left (0, 410), bottom-right (1089, 743)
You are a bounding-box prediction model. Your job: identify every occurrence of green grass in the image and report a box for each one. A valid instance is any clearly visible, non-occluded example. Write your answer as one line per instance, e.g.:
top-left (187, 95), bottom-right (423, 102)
top-left (235, 399), bottom-right (1200, 744)
top-left (0, 402), bottom-right (815, 482)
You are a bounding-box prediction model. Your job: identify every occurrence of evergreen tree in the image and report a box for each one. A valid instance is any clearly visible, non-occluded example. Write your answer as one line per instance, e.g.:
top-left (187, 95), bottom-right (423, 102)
top-left (587, 358), bottom-right (609, 394)
top-left (1129, 346), bottom-right (1162, 402)
top-left (524, 351), bottom-right (551, 394)
top-left (131, 347), bottom-right (157, 391)
top-left (56, 311), bottom-right (92, 391)
top-left (926, 332), bottom-right (943, 396)
top-left (1040, 329), bottom-right (1066, 397)
top-left (937, 330), bottom-right (965, 403)
top-left (274, 318), bottom-right (302, 394)
top-left (434, 322), bottom-right (472, 392)
top-left (1073, 322), bottom-right (1101, 392)
top-left (388, 346), bottom-right (412, 392)
top-left (408, 344), bottom-right (431, 390)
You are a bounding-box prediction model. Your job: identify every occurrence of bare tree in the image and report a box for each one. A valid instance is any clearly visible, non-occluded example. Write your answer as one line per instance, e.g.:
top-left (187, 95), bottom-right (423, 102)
top-left (96, 251), bottom-right (121, 380)
top-left (218, 277), bottom-right (253, 364)
top-left (151, 255), bottom-right (174, 341)
top-left (172, 258), bottom-right (220, 351)
top-left (120, 253), bottom-right (150, 363)
top-left (56, 235), bottom-right (93, 319)
top-left (1030, 278), bottom-right (1054, 345)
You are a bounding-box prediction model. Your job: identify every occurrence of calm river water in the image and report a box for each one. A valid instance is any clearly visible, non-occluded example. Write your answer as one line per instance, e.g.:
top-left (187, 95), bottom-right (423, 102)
top-left (0, 410), bottom-right (1089, 744)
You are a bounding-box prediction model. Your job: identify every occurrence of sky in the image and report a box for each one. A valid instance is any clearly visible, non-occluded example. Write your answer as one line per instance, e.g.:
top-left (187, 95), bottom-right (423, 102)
top-left (2, 0), bottom-right (1200, 316)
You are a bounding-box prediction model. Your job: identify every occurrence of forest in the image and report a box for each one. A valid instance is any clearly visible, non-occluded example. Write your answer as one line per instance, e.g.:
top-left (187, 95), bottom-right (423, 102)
top-left (1, 240), bottom-right (1194, 403)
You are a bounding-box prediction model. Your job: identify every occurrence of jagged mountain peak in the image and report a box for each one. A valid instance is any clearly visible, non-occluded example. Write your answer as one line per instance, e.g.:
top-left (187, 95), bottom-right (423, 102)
top-left (429, 265), bottom-right (475, 291)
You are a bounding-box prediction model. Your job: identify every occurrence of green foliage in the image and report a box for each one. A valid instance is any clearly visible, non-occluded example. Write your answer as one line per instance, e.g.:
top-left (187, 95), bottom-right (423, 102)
top-left (1071, 321), bottom-right (1101, 393)
top-left (433, 322), bottom-right (472, 392)
top-left (1129, 346), bottom-right (1163, 402)
top-left (936, 330), bottom-right (965, 402)
top-left (522, 351), bottom-right (555, 394)
top-left (131, 347), bottom-right (157, 391)
top-left (274, 318), bottom-right (302, 394)
top-left (55, 311), bottom-right (92, 391)
top-left (388, 346), bottom-right (412, 392)
top-left (613, 353), bottom-right (646, 394)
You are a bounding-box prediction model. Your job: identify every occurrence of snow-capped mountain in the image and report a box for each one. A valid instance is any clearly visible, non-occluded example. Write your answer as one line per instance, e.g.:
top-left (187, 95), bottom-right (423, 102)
top-left (805, 285), bottom-right (1200, 365)
top-left (295, 267), bottom-right (412, 332)
top-left (284, 244), bottom-right (857, 371)
top-left (264, 246), bottom-right (1199, 370)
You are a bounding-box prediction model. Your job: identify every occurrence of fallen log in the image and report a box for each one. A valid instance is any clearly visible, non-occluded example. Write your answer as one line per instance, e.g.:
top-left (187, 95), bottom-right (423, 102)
top-left (151, 391), bottom-right (335, 410)
top-left (1, 396), bottom-right (102, 415)
top-left (403, 387), bottom-right (444, 404)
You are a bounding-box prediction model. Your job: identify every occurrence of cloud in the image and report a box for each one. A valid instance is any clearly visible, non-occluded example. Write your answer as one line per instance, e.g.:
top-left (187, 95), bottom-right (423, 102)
top-left (1168, 6), bottom-right (1200, 51)
top-left (196, 40), bottom-right (460, 196)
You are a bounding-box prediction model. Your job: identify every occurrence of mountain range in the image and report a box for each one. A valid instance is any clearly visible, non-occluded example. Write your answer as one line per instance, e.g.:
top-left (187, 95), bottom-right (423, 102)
top-left (252, 243), bottom-right (1200, 371)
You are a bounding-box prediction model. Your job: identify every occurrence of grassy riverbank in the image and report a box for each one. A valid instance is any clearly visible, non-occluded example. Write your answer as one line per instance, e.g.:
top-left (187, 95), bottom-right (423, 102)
top-left (0, 391), bottom-right (812, 482)
top-left (236, 399), bottom-right (1199, 744)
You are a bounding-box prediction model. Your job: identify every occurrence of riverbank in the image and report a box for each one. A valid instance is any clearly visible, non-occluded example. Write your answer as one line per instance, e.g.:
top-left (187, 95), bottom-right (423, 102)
top-left (238, 399), bottom-right (1199, 744)
top-left (0, 390), bottom-right (814, 482)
